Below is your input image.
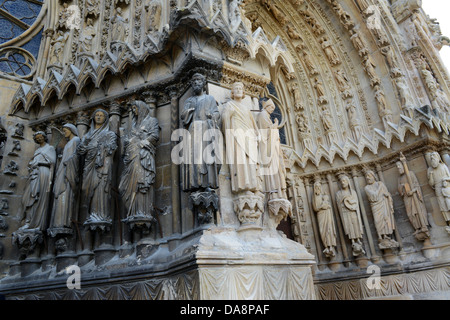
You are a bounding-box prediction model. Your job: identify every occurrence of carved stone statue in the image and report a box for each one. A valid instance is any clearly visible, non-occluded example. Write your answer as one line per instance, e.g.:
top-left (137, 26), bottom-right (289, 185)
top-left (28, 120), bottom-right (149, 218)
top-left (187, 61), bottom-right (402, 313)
top-left (426, 152), bottom-right (450, 233)
top-left (256, 99), bottom-right (291, 229)
top-left (302, 51), bottom-right (319, 76)
top-left (363, 55), bottom-right (380, 87)
top-left (421, 67), bottom-right (438, 95)
top-left (180, 73), bottom-right (221, 192)
top-left (85, 0), bottom-right (100, 18)
top-left (80, 18), bottom-right (96, 53)
top-left (145, 0), bottom-right (162, 33)
top-left (119, 100), bottom-right (160, 232)
top-left (111, 7), bottom-right (128, 43)
top-left (364, 169), bottom-right (399, 249)
top-left (397, 154), bottom-right (430, 241)
top-left (354, 0), bottom-right (372, 14)
top-left (48, 124), bottom-right (80, 235)
top-left (394, 76), bottom-right (415, 113)
top-left (381, 46), bottom-right (403, 78)
top-left (50, 30), bottom-right (69, 66)
top-left (350, 31), bottom-right (369, 57)
top-left (229, 0), bottom-right (242, 31)
top-left (346, 102), bottom-right (362, 140)
top-left (286, 24), bottom-right (302, 40)
top-left (77, 109), bottom-right (118, 230)
top-left (222, 82), bottom-right (261, 194)
top-left (432, 86), bottom-right (450, 116)
top-left (375, 87), bottom-right (393, 123)
top-left (20, 132), bottom-right (57, 232)
top-left (257, 99), bottom-right (286, 200)
top-left (312, 179), bottom-right (337, 258)
top-left (334, 69), bottom-right (352, 99)
top-left (320, 37), bottom-right (341, 66)
top-left (222, 82), bottom-right (264, 227)
top-left (321, 108), bottom-right (334, 134)
top-left (261, 0), bottom-right (288, 26)
top-left (296, 113), bottom-right (311, 141)
top-left (13, 132), bottom-right (57, 258)
top-left (336, 173), bottom-right (365, 256)
top-left (314, 78), bottom-right (328, 104)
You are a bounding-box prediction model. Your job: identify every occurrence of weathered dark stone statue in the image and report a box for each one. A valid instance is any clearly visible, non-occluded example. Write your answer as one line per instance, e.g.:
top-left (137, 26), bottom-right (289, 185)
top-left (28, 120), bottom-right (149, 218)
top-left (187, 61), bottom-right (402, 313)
top-left (181, 73), bottom-right (221, 226)
top-left (77, 109), bottom-right (118, 231)
top-left (119, 100), bottom-right (160, 233)
top-left (20, 131), bottom-right (57, 231)
top-left (48, 124), bottom-right (80, 236)
top-left (180, 73), bottom-right (221, 192)
top-left (13, 131), bottom-right (56, 258)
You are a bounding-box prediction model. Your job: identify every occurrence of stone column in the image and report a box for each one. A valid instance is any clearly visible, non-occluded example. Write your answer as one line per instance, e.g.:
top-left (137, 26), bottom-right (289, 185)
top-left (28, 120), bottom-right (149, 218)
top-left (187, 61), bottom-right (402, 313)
top-left (76, 111), bottom-right (90, 139)
top-left (75, 111), bottom-right (93, 266)
top-left (109, 101), bottom-right (122, 134)
top-left (38, 29), bottom-right (55, 78)
top-left (169, 86), bottom-right (181, 236)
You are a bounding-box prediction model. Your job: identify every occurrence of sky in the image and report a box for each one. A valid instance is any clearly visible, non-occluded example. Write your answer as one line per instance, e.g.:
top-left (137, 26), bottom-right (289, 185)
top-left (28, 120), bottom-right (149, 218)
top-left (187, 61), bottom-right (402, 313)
top-left (421, 0), bottom-right (450, 71)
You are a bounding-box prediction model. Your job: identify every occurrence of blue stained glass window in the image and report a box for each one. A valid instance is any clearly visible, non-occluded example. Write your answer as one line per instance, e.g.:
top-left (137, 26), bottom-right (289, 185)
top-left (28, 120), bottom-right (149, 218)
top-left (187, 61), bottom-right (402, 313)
top-left (0, 0), bottom-right (43, 44)
top-left (0, 51), bottom-right (30, 75)
top-left (0, 17), bottom-right (25, 41)
top-left (21, 29), bottom-right (42, 58)
top-left (0, 0), bottom-right (43, 78)
top-left (1, 0), bottom-right (42, 25)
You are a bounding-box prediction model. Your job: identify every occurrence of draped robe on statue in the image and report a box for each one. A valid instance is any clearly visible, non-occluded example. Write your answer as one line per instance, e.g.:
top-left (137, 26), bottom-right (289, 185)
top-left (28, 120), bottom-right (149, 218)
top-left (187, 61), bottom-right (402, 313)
top-left (256, 108), bottom-right (287, 200)
top-left (119, 103), bottom-right (159, 219)
top-left (22, 143), bottom-right (56, 231)
top-left (336, 188), bottom-right (364, 240)
top-left (181, 94), bottom-right (220, 191)
top-left (428, 161), bottom-right (450, 221)
top-left (78, 111), bottom-right (118, 222)
top-left (312, 191), bottom-right (337, 249)
top-left (50, 136), bottom-right (80, 229)
top-left (222, 99), bottom-right (261, 194)
top-left (398, 171), bottom-right (429, 231)
top-left (365, 181), bottom-right (395, 239)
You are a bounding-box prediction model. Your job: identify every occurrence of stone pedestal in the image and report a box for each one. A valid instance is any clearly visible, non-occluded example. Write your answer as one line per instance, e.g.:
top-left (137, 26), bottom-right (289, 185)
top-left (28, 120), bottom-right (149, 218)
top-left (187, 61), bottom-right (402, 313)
top-left (55, 252), bottom-right (78, 273)
top-left (20, 258), bottom-right (41, 277)
top-left (94, 244), bottom-right (116, 266)
top-left (196, 227), bottom-right (316, 300)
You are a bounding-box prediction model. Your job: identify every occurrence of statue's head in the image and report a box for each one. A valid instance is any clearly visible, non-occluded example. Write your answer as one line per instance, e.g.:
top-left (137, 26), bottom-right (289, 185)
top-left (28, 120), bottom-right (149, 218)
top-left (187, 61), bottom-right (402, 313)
top-left (396, 161), bottom-right (405, 175)
top-left (313, 180), bottom-right (322, 194)
top-left (131, 100), bottom-right (155, 119)
top-left (338, 173), bottom-right (350, 189)
top-left (429, 152), bottom-right (441, 168)
top-left (33, 131), bottom-right (48, 144)
top-left (231, 82), bottom-right (245, 100)
top-left (63, 123), bottom-right (79, 138)
top-left (364, 169), bottom-right (376, 184)
top-left (92, 109), bottom-right (108, 126)
top-left (261, 98), bottom-right (276, 114)
top-left (191, 73), bottom-right (206, 95)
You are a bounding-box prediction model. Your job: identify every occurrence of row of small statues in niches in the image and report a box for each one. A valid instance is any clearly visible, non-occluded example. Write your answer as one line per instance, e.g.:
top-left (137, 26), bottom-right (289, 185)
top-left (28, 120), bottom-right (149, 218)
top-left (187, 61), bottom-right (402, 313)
top-left (293, 152), bottom-right (450, 261)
